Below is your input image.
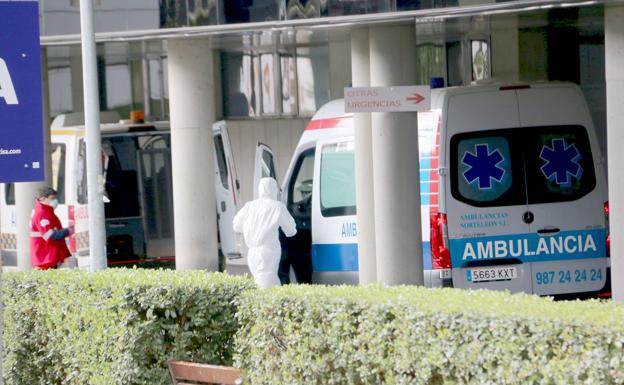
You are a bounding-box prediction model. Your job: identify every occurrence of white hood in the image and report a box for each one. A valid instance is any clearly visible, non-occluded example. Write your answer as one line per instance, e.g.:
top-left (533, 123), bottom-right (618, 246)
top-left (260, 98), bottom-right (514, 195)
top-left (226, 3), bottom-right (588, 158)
top-left (258, 177), bottom-right (279, 200)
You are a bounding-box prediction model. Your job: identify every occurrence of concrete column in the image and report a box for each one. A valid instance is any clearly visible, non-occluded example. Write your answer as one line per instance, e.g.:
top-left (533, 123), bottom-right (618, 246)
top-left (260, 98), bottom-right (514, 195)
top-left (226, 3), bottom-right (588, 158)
top-left (167, 38), bottom-right (218, 271)
top-left (606, 5), bottom-right (624, 302)
top-left (70, 45), bottom-right (84, 112)
top-left (370, 25), bottom-right (424, 285)
top-left (491, 14), bottom-right (519, 82)
top-left (15, 48), bottom-right (52, 271)
top-left (351, 27), bottom-right (376, 285)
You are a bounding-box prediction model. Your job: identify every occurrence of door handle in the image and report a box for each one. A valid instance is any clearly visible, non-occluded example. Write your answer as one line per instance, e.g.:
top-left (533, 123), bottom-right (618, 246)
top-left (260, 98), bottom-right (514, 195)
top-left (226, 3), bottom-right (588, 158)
top-left (537, 227), bottom-right (561, 235)
top-left (221, 201), bottom-right (226, 212)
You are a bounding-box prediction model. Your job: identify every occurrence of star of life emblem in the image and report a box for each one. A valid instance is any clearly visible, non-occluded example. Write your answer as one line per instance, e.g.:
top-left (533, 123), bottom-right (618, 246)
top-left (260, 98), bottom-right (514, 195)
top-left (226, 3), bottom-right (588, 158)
top-left (462, 143), bottom-right (506, 190)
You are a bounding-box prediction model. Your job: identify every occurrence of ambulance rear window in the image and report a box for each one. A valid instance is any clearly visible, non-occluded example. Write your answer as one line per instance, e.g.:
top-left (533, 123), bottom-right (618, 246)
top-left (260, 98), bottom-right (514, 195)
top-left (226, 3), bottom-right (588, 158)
top-left (524, 125), bottom-right (596, 204)
top-left (451, 130), bottom-right (525, 207)
top-left (320, 141), bottom-right (356, 217)
top-left (451, 125), bottom-right (597, 207)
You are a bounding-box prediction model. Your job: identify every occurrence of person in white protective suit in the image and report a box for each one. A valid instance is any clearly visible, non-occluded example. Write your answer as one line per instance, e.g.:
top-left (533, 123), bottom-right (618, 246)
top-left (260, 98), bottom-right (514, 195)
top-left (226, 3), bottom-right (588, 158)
top-left (233, 177), bottom-right (297, 289)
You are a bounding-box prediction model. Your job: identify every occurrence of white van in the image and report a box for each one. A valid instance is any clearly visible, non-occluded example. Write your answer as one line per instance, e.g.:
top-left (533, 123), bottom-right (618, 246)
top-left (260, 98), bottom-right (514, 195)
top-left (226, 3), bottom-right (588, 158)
top-left (0, 113), bottom-right (275, 269)
top-left (281, 82), bottom-right (610, 296)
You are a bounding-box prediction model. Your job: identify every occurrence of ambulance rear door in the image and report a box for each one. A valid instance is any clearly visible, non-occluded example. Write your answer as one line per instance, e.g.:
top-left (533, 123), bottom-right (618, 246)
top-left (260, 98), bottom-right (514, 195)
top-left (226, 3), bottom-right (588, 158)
top-left (445, 89), bottom-right (532, 293)
top-left (213, 121), bottom-right (242, 260)
top-left (516, 86), bottom-right (608, 295)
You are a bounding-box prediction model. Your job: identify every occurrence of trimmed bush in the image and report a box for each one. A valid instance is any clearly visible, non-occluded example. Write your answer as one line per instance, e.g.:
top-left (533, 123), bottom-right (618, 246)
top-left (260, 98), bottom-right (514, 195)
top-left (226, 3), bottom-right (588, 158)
top-left (2, 269), bottom-right (254, 385)
top-left (235, 285), bottom-right (624, 385)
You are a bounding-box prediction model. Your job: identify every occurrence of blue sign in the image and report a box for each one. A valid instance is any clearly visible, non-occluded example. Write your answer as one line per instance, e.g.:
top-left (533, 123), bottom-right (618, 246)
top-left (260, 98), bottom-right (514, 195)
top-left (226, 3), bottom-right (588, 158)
top-left (540, 138), bottom-right (583, 186)
top-left (449, 229), bottom-right (607, 267)
top-left (0, 1), bottom-right (44, 183)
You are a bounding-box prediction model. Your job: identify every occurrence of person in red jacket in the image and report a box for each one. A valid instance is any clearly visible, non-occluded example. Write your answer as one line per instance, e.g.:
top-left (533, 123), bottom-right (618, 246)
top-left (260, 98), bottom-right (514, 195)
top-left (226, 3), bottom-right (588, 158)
top-left (30, 187), bottom-right (72, 269)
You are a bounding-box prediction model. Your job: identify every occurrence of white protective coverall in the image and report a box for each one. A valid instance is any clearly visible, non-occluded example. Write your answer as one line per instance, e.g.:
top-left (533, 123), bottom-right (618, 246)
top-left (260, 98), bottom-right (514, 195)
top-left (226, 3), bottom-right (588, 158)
top-left (233, 178), bottom-right (297, 288)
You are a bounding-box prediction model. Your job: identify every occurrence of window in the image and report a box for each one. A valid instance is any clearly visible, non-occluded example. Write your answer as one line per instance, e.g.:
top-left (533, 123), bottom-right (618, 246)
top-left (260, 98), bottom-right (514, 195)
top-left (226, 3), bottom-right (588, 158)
top-left (320, 141), bottom-right (356, 217)
top-left (140, 135), bottom-right (173, 238)
top-left (453, 133), bottom-right (518, 206)
top-left (102, 137), bottom-right (141, 219)
top-left (524, 125), bottom-right (596, 204)
top-left (281, 54), bottom-right (297, 115)
top-left (221, 52), bottom-right (260, 117)
top-left (5, 183), bottom-right (15, 206)
top-left (49, 67), bottom-right (72, 116)
top-left (296, 46), bottom-right (330, 115)
top-left (105, 64), bottom-right (132, 109)
top-left (214, 134), bottom-right (229, 189)
top-left (221, 46), bottom-right (329, 118)
top-left (261, 54), bottom-right (276, 115)
top-left (50, 144), bottom-right (66, 204)
top-left (451, 125), bottom-right (596, 207)
top-left (141, 151), bottom-right (173, 237)
top-left (260, 149), bottom-right (276, 179)
top-left (288, 149), bottom-right (315, 206)
top-left (471, 40), bottom-right (490, 81)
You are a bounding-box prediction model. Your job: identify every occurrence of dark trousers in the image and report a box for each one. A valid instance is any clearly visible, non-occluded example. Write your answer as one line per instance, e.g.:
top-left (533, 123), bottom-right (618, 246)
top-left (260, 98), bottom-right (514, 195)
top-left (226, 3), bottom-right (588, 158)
top-left (278, 230), bottom-right (313, 284)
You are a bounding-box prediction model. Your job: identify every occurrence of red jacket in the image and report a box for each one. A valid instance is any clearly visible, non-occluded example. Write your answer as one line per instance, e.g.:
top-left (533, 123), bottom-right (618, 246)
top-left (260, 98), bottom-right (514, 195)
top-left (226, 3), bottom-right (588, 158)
top-left (30, 200), bottom-right (71, 269)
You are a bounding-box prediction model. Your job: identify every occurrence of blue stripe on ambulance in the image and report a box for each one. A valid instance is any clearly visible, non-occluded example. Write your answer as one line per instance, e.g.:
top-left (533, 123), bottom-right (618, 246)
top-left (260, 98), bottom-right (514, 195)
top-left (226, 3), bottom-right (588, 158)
top-left (311, 242), bottom-right (434, 272)
top-left (419, 162), bottom-right (430, 205)
top-left (449, 228), bottom-right (607, 267)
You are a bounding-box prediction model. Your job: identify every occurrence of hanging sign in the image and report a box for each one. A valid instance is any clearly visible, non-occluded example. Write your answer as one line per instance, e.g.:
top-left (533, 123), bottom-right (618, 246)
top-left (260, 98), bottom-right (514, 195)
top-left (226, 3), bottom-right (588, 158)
top-left (344, 85), bottom-right (431, 113)
top-left (0, 1), bottom-right (44, 183)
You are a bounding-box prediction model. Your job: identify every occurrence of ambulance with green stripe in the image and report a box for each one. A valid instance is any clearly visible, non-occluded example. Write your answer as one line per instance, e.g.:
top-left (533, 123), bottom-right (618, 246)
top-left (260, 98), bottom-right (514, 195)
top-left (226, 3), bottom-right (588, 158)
top-left (283, 82), bottom-right (610, 296)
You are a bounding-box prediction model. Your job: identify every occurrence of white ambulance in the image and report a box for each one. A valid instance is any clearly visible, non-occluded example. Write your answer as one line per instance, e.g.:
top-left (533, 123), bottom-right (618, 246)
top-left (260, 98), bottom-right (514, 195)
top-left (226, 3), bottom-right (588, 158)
top-left (0, 113), bottom-right (272, 269)
top-left (281, 82), bottom-right (610, 296)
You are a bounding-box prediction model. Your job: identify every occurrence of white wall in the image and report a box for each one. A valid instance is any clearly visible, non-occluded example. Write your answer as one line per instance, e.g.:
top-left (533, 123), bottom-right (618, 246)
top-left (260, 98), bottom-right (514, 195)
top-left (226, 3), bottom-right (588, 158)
top-left (225, 118), bottom-right (307, 204)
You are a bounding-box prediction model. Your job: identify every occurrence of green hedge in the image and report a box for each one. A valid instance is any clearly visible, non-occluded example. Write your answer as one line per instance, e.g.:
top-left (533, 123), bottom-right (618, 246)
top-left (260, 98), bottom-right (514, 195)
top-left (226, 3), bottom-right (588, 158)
top-left (2, 269), bottom-right (254, 385)
top-left (235, 285), bottom-right (624, 385)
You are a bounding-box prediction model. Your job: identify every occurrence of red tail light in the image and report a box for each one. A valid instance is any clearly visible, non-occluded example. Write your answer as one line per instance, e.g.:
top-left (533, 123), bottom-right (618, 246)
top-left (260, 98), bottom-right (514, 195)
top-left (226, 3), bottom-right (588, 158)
top-left (430, 212), bottom-right (451, 269)
top-left (605, 201), bottom-right (610, 257)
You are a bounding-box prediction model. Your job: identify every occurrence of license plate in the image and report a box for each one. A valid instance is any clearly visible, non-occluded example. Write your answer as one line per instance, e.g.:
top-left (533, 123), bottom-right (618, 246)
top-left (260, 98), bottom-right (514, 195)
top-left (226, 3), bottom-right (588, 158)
top-left (468, 266), bottom-right (517, 283)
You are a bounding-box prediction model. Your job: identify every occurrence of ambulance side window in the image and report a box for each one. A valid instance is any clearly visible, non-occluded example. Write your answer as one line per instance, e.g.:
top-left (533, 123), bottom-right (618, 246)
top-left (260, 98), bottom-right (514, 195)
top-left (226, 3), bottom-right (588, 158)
top-left (261, 149), bottom-right (276, 179)
top-left (450, 130), bottom-right (525, 207)
top-left (320, 141), bottom-right (356, 217)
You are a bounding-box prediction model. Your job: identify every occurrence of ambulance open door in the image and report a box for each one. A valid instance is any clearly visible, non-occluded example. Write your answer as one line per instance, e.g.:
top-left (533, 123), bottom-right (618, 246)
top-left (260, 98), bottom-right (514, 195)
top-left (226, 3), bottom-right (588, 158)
top-left (212, 121), bottom-right (242, 261)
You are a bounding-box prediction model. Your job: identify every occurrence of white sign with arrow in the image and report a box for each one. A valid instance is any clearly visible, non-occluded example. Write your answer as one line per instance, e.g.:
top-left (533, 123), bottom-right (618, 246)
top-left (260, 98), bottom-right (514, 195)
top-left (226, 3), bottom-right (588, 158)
top-left (344, 85), bottom-right (431, 113)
